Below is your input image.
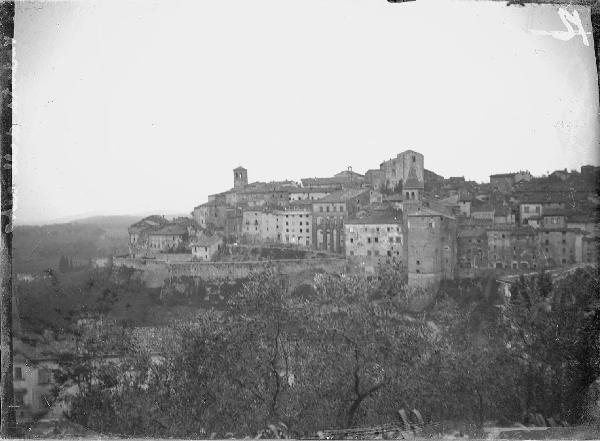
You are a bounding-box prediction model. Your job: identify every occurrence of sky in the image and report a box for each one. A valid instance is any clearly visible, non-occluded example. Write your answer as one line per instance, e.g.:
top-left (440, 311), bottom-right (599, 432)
top-left (13, 0), bottom-right (600, 225)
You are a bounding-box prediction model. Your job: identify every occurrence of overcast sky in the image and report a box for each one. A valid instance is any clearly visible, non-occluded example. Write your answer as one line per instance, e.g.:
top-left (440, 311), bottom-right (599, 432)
top-left (13, 0), bottom-right (599, 224)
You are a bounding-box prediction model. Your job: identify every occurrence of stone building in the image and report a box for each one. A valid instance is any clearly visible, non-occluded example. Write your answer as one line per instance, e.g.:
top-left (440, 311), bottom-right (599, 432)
top-left (191, 234), bottom-right (223, 261)
top-left (241, 204), bottom-right (313, 247)
top-left (312, 188), bottom-right (371, 253)
top-left (147, 224), bottom-right (189, 252)
top-left (490, 171), bottom-right (532, 193)
top-left (301, 169), bottom-right (363, 189)
top-left (379, 149), bottom-right (424, 191)
top-left (344, 208), bottom-right (405, 273)
top-left (236, 183), bottom-right (298, 207)
top-left (278, 205), bottom-right (313, 247)
top-left (288, 186), bottom-right (337, 202)
top-left (128, 215), bottom-right (168, 251)
top-left (13, 348), bottom-right (58, 423)
top-left (538, 228), bottom-right (583, 267)
top-left (128, 216), bottom-right (200, 257)
top-left (493, 205), bottom-right (516, 225)
top-left (193, 199), bottom-right (229, 229)
top-left (242, 208), bottom-right (277, 242)
top-left (582, 236), bottom-right (598, 264)
top-left (487, 226), bottom-right (537, 270)
top-left (402, 163), bottom-right (424, 203)
top-left (457, 228), bottom-right (488, 269)
top-left (364, 169), bottom-right (386, 191)
top-left (406, 208), bottom-right (457, 288)
top-left (541, 208), bottom-right (568, 228)
top-left (567, 212), bottom-right (598, 237)
top-left (519, 200), bottom-right (543, 225)
top-left (234, 166), bottom-right (248, 189)
top-left (471, 204), bottom-right (495, 222)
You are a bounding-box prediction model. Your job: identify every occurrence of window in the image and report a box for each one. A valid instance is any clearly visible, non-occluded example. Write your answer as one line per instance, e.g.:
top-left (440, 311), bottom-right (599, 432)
top-left (14, 367), bottom-right (23, 380)
top-left (374, 237), bottom-right (379, 243)
top-left (387, 251), bottom-right (392, 256)
top-left (340, 206), bottom-right (344, 212)
top-left (326, 206), bottom-right (330, 212)
top-left (14, 391), bottom-right (25, 406)
top-left (374, 250), bottom-right (380, 256)
top-left (367, 238), bottom-right (372, 243)
top-left (38, 369), bottom-right (51, 385)
top-left (412, 155), bottom-right (416, 163)
top-left (350, 238), bottom-right (354, 243)
top-left (416, 260), bottom-right (420, 265)
top-left (319, 207), bottom-right (323, 212)
top-left (349, 251), bottom-right (354, 256)
top-left (367, 251), bottom-right (372, 256)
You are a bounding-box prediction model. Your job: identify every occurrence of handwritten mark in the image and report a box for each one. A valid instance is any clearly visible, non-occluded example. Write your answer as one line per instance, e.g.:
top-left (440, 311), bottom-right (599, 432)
top-left (531, 9), bottom-right (591, 46)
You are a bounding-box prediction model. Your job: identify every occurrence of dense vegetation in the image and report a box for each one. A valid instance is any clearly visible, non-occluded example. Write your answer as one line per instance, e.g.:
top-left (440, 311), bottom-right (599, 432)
top-left (35, 266), bottom-right (599, 438)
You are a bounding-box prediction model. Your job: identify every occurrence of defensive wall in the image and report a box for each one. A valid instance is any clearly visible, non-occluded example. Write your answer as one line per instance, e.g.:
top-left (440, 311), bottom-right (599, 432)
top-left (113, 256), bottom-right (347, 287)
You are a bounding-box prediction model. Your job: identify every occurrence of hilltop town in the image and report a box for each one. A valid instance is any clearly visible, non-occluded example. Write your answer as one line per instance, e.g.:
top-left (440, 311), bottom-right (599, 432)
top-left (124, 150), bottom-right (599, 287)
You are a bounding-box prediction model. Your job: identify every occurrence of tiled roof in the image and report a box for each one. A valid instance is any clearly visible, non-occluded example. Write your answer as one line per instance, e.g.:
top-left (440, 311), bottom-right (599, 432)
top-left (301, 176), bottom-right (351, 187)
top-left (315, 188), bottom-right (370, 203)
top-left (407, 207), bottom-right (455, 219)
top-left (291, 186), bottom-right (339, 193)
top-left (346, 209), bottom-right (402, 225)
top-left (149, 224), bottom-right (188, 236)
top-left (191, 234), bottom-right (222, 247)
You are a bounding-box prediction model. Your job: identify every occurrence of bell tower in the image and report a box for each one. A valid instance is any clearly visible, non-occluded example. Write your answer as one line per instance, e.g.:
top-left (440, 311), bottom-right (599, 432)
top-left (233, 166), bottom-right (248, 189)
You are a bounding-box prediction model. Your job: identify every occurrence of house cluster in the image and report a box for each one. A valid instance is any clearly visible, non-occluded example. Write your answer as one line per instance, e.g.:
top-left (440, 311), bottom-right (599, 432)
top-left (128, 215), bottom-right (223, 261)
top-left (127, 149), bottom-right (598, 288)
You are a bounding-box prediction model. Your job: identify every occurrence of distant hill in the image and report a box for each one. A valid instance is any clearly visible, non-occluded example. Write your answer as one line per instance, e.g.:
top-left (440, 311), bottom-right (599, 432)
top-left (73, 215), bottom-right (143, 237)
top-left (13, 219), bottom-right (132, 275)
top-left (13, 213), bottom-right (196, 275)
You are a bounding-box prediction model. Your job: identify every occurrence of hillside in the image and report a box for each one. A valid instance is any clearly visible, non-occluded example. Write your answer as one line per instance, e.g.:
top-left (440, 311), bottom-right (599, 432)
top-left (13, 216), bottom-right (135, 275)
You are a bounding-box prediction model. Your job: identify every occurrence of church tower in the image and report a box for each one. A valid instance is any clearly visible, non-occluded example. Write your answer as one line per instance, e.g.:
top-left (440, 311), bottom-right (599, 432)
top-left (233, 166), bottom-right (248, 189)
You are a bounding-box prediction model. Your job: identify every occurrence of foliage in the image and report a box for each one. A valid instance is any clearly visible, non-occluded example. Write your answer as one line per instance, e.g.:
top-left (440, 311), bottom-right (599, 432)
top-left (500, 269), bottom-right (600, 422)
top-left (46, 267), bottom-right (600, 437)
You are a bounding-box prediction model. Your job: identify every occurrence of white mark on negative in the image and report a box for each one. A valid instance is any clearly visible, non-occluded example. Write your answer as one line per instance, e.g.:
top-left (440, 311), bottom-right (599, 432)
top-left (531, 8), bottom-right (591, 46)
